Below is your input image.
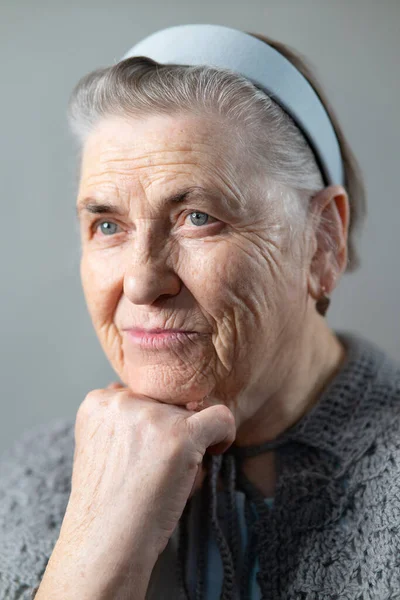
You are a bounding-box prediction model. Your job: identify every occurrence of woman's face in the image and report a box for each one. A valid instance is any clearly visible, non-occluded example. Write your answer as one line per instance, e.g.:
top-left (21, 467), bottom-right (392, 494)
top-left (77, 113), bottom-right (311, 419)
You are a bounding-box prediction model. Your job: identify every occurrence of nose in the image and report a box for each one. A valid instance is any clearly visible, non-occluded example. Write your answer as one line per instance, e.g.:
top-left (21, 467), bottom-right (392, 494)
top-left (123, 229), bottom-right (181, 305)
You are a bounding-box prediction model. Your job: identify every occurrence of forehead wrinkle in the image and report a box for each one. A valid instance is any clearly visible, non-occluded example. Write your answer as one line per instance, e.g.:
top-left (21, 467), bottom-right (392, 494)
top-left (81, 122), bottom-right (251, 214)
top-left (81, 160), bottom-right (249, 218)
top-left (200, 159), bottom-right (248, 212)
top-left (91, 148), bottom-right (226, 175)
top-left (90, 133), bottom-right (213, 160)
top-left (140, 160), bottom-right (249, 215)
top-left (84, 123), bottom-right (237, 171)
top-left (81, 146), bottom-right (222, 188)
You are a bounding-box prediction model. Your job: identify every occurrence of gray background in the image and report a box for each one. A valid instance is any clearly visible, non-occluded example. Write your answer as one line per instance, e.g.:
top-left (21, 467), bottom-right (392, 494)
top-left (1, 0), bottom-right (399, 455)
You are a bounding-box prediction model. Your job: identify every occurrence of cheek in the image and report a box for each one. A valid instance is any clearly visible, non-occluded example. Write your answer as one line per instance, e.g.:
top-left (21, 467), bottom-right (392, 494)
top-left (80, 251), bottom-right (121, 325)
top-left (179, 240), bottom-right (271, 322)
top-left (182, 235), bottom-right (305, 348)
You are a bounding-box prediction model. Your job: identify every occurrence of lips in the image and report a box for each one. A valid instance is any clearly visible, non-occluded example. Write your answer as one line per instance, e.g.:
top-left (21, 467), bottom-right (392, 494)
top-left (124, 328), bottom-right (200, 350)
top-left (125, 327), bottom-right (197, 334)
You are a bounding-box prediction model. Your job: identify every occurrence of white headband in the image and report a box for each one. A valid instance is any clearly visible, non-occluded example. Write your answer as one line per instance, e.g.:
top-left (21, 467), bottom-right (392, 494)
top-left (122, 24), bottom-right (344, 186)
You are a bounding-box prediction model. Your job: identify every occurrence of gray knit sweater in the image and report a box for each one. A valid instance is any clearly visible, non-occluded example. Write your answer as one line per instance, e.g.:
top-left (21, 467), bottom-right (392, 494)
top-left (0, 331), bottom-right (400, 599)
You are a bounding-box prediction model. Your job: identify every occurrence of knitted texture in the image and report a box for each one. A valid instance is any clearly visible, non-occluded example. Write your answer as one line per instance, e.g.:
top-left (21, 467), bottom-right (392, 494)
top-left (0, 420), bottom-right (74, 599)
top-left (0, 330), bottom-right (400, 599)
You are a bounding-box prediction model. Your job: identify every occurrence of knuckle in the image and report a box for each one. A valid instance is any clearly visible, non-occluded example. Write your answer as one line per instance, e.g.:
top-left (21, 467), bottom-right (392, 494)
top-left (85, 387), bottom-right (105, 401)
top-left (83, 388), bottom-right (104, 407)
top-left (112, 389), bottom-right (133, 412)
top-left (77, 388), bottom-right (109, 421)
top-left (133, 402), bottom-right (159, 424)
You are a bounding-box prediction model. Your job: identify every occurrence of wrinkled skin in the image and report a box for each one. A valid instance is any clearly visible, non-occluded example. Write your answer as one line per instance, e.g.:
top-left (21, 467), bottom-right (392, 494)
top-left (76, 112), bottom-right (348, 460)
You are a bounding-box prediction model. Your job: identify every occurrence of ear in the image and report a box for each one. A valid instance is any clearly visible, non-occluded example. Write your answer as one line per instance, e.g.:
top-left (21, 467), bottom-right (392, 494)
top-left (307, 185), bottom-right (350, 300)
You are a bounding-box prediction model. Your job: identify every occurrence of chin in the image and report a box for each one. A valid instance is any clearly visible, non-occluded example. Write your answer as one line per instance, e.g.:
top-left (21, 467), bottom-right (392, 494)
top-left (122, 365), bottom-right (216, 406)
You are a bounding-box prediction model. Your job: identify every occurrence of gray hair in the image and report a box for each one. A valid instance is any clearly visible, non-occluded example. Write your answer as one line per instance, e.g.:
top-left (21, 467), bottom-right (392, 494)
top-left (67, 35), bottom-right (366, 276)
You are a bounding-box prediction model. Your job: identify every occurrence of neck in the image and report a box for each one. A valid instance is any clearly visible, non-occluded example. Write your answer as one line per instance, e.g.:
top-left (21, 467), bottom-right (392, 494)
top-left (231, 318), bottom-right (346, 498)
top-left (235, 318), bottom-right (346, 448)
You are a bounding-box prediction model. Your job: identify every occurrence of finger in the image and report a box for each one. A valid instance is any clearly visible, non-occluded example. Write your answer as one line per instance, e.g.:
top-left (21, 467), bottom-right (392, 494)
top-left (187, 404), bottom-right (236, 455)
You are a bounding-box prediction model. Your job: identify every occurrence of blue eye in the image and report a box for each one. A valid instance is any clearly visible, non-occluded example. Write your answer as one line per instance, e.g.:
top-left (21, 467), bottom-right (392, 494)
top-left (96, 221), bottom-right (120, 235)
top-left (188, 212), bottom-right (209, 226)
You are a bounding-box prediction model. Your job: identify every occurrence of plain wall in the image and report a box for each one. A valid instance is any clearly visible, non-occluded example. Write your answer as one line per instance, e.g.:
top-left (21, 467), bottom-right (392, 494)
top-left (1, 0), bottom-right (399, 454)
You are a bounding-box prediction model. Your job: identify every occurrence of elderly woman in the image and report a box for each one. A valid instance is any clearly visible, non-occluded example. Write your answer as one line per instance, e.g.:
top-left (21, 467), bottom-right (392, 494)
top-left (1, 23), bottom-right (399, 600)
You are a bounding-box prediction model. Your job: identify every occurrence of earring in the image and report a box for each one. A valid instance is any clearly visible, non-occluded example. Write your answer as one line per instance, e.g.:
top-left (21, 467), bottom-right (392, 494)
top-left (316, 285), bottom-right (331, 316)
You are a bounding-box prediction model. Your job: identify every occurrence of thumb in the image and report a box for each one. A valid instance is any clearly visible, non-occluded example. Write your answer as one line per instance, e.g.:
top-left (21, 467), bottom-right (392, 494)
top-left (187, 404), bottom-right (236, 456)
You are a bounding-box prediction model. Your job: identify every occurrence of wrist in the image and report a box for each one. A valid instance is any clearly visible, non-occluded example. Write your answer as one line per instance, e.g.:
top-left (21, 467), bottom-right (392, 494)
top-left (34, 536), bottom-right (157, 600)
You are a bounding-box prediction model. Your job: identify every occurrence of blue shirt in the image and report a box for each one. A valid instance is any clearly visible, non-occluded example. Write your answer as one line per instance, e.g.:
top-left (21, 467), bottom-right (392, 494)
top-left (187, 489), bottom-right (274, 598)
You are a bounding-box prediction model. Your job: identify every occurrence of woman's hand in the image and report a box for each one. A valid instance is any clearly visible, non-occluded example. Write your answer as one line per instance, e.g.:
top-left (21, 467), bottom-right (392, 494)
top-left (35, 383), bottom-right (235, 600)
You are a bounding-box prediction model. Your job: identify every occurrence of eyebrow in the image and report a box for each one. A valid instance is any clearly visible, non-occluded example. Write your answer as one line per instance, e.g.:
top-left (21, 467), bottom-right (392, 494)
top-left (75, 186), bottom-right (215, 220)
